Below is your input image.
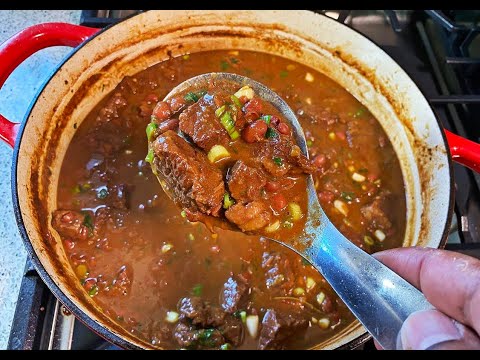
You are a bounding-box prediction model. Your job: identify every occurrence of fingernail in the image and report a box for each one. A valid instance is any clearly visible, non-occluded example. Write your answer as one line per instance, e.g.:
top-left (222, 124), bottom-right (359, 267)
top-left (398, 309), bottom-right (462, 350)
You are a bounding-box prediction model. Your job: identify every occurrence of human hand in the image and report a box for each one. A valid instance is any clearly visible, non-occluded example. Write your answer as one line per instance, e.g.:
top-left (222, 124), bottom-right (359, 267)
top-left (372, 247), bottom-right (480, 350)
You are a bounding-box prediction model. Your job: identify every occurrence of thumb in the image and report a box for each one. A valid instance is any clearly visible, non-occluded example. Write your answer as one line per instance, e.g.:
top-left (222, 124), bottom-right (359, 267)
top-left (397, 309), bottom-right (480, 350)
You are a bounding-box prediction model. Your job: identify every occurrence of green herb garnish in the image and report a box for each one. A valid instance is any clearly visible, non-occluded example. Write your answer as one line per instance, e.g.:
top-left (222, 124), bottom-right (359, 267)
top-left (184, 92), bottom-right (199, 102)
top-left (265, 127), bottom-right (278, 139)
top-left (340, 191), bottom-right (356, 202)
top-left (273, 157), bottom-right (283, 166)
top-left (220, 60), bottom-right (229, 71)
top-left (279, 70), bottom-right (289, 78)
top-left (192, 283), bottom-right (203, 296)
top-left (96, 188), bottom-right (109, 199)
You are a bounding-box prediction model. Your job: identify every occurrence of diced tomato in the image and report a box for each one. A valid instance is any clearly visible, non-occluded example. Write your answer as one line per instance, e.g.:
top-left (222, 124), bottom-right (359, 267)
top-left (242, 120), bottom-right (268, 143)
top-left (63, 239), bottom-right (75, 251)
top-left (335, 131), bottom-right (346, 141)
top-left (152, 101), bottom-right (171, 121)
top-left (265, 181), bottom-right (281, 192)
top-left (313, 154), bottom-right (327, 168)
top-left (318, 191), bottom-right (335, 203)
top-left (367, 173), bottom-right (378, 182)
top-left (271, 193), bottom-right (287, 211)
top-left (277, 122), bottom-right (290, 135)
top-left (146, 93), bottom-right (159, 104)
top-left (243, 97), bottom-right (263, 115)
top-left (238, 95), bottom-right (249, 105)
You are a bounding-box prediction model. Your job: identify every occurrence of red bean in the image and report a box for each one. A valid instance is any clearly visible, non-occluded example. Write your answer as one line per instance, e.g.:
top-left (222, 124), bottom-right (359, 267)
top-left (270, 116), bottom-right (280, 126)
top-left (318, 191), bottom-right (335, 203)
top-left (152, 101), bottom-right (171, 121)
top-left (242, 120), bottom-right (268, 143)
top-left (265, 181), bottom-right (281, 192)
top-left (271, 193), bottom-right (287, 211)
top-left (243, 98), bottom-right (263, 114)
top-left (312, 154), bottom-right (326, 168)
top-left (277, 122), bottom-right (290, 135)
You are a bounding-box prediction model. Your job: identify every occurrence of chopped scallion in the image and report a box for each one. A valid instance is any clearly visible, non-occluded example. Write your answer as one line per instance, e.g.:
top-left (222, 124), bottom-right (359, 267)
top-left (145, 148), bottom-right (154, 164)
top-left (184, 92), bottom-right (199, 102)
top-left (146, 122), bottom-right (158, 141)
top-left (230, 95), bottom-right (242, 108)
top-left (223, 192), bottom-right (235, 209)
top-left (261, 115), bottom-right (272, 124)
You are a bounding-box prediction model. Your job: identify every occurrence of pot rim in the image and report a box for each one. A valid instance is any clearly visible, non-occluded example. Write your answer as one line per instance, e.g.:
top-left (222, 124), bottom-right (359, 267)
top-left (10, 10), bottom-right (455, 350)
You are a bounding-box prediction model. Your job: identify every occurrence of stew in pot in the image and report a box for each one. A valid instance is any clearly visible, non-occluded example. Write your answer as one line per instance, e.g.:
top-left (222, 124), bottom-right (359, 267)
top-left (52, 50), bottom-right (406, 349)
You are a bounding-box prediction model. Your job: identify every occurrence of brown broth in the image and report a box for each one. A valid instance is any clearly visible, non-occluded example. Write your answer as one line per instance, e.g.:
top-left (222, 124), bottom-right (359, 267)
top-left (55, 50), bottom-right (406, 349)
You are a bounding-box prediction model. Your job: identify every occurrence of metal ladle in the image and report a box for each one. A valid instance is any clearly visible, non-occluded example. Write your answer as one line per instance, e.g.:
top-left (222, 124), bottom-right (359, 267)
top-left (163, 72), bottom-right (433, 350)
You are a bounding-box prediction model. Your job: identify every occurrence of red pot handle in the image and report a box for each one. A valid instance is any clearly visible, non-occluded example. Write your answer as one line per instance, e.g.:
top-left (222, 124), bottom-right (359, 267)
top-left (0, 23), bottom-right (99, 147)
top-left (445, 129), bottom-right (480, 172)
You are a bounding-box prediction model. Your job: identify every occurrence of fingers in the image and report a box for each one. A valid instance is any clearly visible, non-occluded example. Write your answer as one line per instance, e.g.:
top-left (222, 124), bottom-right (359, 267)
top-left (398, 309), bottom-right (480, 350)
top-left (373, 247), bottom-right (480, 336)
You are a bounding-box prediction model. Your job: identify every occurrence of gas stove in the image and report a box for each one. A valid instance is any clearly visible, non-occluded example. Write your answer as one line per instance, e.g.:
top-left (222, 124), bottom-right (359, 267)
top-left (7, 9), bottom-right (480, 350)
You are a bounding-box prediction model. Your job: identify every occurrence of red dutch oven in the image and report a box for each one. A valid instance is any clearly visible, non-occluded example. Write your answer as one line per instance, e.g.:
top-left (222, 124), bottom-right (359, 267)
top-left (1, 10), bottom-right (480, 349)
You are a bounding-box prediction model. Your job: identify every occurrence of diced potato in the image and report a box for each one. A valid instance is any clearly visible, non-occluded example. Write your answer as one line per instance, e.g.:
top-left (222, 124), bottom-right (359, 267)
top-left (234, 86), bottom-right (254, 101)
top-left (288, 202), bottom-right (303, 221)
top-left (306, 277), bottom-right (316, 291)
top-left (246, 315), bottom-right (259, 338)
top-left (328, 132), bottom-right (336, 140)
top-left (347, 165), bottom-right (355, 172)
top-left (316, 292), bottom-right (326, 306)
top-left (305, 97), bottom-right (312, 105)
top-left (318, 318), bottom-right (330, 329)
top-left (165, 311), bottom-right (179, 323)
top-left (334, 200), bottom-right (349, 216)
top-left (207, 145), bottom-right (230, 163)
top-left (162, 243), bottom-right (173, 253)
top-left (374, 229), bottom-right (386, 242)
top-left (305, 72), bottom-right (315, 82)
top-left (264, 220), bottom-right (281, 233)
top-left (293, 287), bottom-right (305, 296)
top-left (352, 172), bottom-right (366, 182)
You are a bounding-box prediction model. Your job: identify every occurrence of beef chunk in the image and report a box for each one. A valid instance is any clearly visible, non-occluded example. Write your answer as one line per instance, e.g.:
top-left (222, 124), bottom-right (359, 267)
top-left (261, 252), bottom-right (295, 296)
top-left (360, 195), bottom-right (392, 231)
top-left (227, 161), bottom-right (267, 203)
top-left (173, 323), bottom-right (225, 349)
top-left (96, 92), bottom-right (127, 123)
top-left (52, 210), bottom-right (91, 241)
top-left (258, 309), bottom-right (308, 350)
top-left (106, 184), bottom-right (132, 210)
top-left (152, 130), bottom-right (225, 217)
top-left (225, 201), bottom-right (272, 232)
top-left (219, 317), bottom-right (244, 346)
top-left (254, 136), bottom-right (315, 177)
top-left (220, 275), bottom-right (250, 314)
top-left (178, 95), bottom-right (230, 151)
top-left (177, 297), bottom-right (225, 328)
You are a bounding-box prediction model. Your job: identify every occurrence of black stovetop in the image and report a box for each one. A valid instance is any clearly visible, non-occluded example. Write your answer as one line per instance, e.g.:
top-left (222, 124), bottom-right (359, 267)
top-left (7, 10), bottom-right (480, 350)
